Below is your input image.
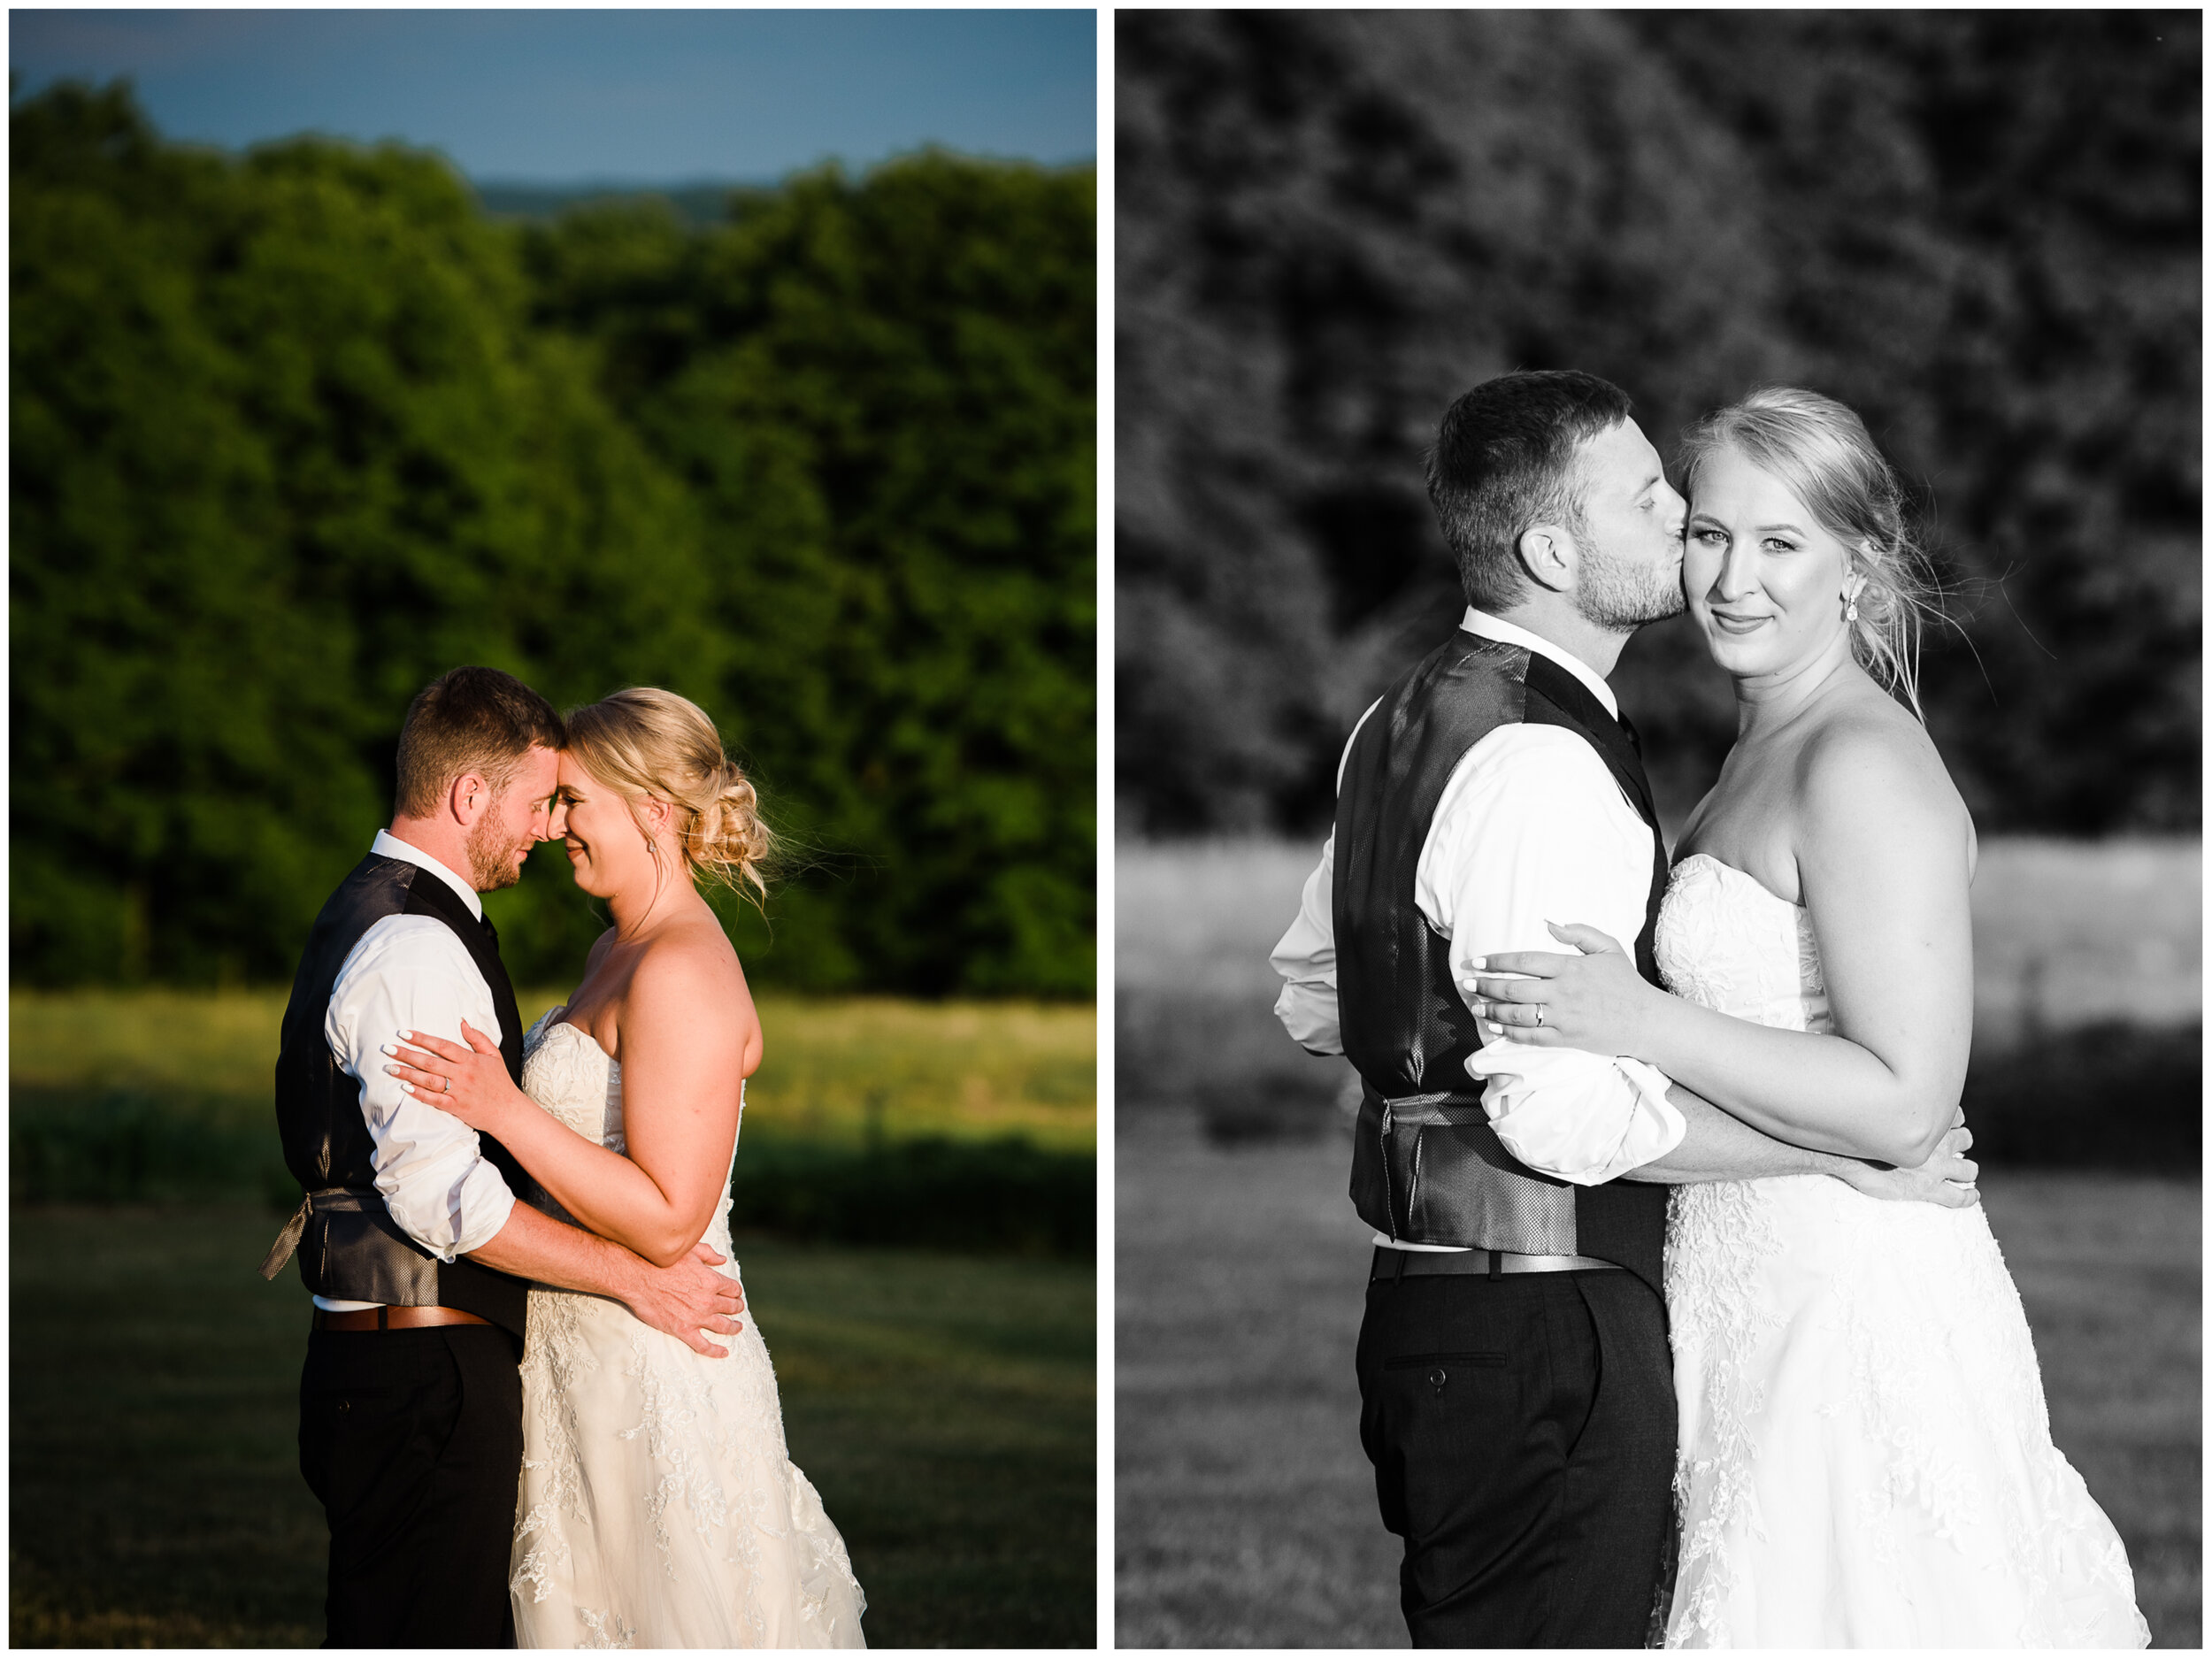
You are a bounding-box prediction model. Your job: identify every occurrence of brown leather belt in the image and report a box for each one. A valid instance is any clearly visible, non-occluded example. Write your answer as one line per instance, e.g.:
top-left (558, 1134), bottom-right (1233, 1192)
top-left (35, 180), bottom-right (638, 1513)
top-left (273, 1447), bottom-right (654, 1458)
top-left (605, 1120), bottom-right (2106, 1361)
top-left (1371, 1246), bottom-right (1623, 1282)
top-left (311, 1305), bottom-right (491, 1332)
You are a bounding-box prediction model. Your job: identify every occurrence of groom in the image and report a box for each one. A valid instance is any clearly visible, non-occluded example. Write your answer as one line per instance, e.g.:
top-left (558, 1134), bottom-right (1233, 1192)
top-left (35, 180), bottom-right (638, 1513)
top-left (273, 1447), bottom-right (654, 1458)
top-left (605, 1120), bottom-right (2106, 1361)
top-left (262, 665), bottom-right (747, 1648)
top-left (1271, 371), bottom-right (1972, 1646)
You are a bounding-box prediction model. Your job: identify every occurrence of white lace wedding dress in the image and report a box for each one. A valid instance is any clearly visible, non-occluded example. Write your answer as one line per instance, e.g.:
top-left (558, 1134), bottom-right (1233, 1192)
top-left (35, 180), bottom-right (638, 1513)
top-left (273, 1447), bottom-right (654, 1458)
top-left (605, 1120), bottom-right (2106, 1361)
top-left (1656, 854), bottom-right (2148, 1649)
top-left (507, 1009), bottom-right (866, 1648)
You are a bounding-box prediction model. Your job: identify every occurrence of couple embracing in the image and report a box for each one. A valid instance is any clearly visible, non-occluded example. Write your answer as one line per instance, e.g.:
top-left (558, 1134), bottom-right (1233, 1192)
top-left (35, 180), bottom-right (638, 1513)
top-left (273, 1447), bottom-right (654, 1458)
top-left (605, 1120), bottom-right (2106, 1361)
top-left (1273, 372), bottom-right (2149, 1647)
top-left (265, 668), bottom-right (865, 1647)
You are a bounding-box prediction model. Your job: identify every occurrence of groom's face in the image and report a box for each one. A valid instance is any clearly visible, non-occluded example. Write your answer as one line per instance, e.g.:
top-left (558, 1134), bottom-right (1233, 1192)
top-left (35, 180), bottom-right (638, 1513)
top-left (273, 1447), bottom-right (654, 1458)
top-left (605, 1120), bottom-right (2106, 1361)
top-left (1566, 419), bottom-right (1687, 631)
top-left (465, 744), bottom-right (562, 893)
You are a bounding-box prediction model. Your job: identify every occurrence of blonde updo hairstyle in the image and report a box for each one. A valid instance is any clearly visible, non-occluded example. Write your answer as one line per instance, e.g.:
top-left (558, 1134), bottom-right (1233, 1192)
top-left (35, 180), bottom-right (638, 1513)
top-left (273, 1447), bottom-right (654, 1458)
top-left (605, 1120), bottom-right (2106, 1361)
top-left (1679, 386), bottom-right (1943, 719)
top-left (562, 687), bottom-right (776, 904)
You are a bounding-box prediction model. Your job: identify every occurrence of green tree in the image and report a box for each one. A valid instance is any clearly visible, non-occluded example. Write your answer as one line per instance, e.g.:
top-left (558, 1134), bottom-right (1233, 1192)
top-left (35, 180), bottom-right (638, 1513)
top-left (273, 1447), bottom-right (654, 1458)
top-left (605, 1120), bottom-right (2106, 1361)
top-left (12, 83), bottom-right (1097, 996)
top-left (522, 157), bottom-right (1097, 995)
top-left (12, 83), bottom-right (717, 986)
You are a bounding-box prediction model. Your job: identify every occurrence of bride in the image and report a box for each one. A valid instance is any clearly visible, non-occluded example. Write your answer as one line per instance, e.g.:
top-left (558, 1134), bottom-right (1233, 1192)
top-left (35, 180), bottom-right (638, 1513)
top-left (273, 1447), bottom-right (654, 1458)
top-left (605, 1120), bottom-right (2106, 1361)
top-left (1470, 388), bottom-right (2148, 1647)
top-left (388, 687), bottom-right (866, 1648)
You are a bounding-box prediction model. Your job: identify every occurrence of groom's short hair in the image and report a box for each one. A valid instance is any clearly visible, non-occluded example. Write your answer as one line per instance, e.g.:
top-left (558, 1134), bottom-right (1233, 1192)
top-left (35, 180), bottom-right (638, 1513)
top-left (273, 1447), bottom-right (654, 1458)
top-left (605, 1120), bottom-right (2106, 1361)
top-left (1426, 371), bottom-right (1636, 610)
top-left (394, 666), bottom-right (566, 817)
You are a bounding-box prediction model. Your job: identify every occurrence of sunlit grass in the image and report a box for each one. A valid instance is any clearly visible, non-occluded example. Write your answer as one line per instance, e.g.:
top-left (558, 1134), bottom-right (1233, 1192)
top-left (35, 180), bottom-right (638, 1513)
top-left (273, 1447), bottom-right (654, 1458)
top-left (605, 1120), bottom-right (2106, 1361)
top-left (7, 988), bottom-right (1095, 1151)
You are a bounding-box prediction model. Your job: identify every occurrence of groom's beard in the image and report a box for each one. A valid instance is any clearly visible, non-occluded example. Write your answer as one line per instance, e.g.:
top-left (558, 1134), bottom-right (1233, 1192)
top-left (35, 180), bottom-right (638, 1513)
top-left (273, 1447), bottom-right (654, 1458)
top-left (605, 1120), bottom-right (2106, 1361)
top-left (465, 807), bottom-right (527, 893)
top-left (1577, 538), bottom-right (1686, 632)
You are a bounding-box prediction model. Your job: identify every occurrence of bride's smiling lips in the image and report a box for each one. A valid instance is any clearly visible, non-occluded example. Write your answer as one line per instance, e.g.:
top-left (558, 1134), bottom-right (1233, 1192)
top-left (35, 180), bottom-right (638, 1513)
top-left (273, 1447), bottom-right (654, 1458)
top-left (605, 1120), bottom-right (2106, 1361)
top-left (1706, 608), bottom-right (1770, 635)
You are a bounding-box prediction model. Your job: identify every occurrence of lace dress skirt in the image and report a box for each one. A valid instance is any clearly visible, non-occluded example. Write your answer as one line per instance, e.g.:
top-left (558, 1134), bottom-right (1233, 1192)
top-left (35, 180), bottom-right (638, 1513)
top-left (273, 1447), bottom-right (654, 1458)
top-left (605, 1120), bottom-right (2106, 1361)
top-left (1664, 1175), bottom-right (2147, 1648)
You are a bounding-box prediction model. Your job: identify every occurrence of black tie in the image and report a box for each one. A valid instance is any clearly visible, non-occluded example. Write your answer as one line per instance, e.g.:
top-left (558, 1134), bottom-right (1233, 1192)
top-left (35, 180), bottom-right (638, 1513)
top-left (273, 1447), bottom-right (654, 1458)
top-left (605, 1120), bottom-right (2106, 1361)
top-left (1616, 709), bottom-right (1644, 756)
top-left (480, 911), bottom-right (499, 947)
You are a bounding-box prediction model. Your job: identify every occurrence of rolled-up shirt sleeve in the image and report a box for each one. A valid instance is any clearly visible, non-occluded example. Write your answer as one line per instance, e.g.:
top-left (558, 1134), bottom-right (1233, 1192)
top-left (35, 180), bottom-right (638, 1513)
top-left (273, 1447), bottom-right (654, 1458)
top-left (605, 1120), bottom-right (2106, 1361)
top-left (325, 917), bottom-right (517, 1261)
top-left (1271, 832), bottom-right (1343, 1055)
top-left (1429, 727), bottom-right (1687, 1184)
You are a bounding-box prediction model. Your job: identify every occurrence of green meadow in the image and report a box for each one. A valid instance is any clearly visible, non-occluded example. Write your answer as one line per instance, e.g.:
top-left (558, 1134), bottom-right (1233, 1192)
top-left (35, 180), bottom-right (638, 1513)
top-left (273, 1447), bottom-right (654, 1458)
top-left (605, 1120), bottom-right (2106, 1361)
top-left (9, 991), bottom-right (1097, 1646)
top-left (9, 988), bottom-right (1097, 1151)
top-left (12, 1204), bottom-right (1095, 1648)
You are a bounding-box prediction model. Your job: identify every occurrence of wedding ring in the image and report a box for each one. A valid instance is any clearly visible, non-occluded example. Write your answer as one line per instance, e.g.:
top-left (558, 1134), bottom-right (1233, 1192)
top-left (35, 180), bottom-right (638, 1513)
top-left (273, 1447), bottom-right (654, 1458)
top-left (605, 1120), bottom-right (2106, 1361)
top-left (442, 1075), bottom-right (451, 1094)
top-left (1533, 1005), bottom-right (1544, 1026)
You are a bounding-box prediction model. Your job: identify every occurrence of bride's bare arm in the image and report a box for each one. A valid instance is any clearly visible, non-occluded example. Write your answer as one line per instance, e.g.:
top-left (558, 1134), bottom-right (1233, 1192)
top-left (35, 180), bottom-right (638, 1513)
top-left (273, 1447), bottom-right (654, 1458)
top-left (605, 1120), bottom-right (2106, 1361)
top-left (387, 933), bottom-right (757, 1268)
top-left (1474, 718), bottom-right (1975, 1169)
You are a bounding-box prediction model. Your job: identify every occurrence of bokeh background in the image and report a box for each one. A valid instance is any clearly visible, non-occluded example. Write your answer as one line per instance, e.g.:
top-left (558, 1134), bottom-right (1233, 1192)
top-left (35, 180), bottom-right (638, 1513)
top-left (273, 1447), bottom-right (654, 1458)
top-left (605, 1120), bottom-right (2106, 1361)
top-left (11, 10), bottom-right (1095, 1647)
top-left (1114, 11), bottom-right (2200, 1648)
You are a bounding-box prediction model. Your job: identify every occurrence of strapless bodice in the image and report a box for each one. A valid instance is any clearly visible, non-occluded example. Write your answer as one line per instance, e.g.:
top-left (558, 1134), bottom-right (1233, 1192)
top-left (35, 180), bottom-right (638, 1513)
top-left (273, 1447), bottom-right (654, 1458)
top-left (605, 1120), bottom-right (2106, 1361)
top-left (1654, 851), bottom-right (1833, 1037)
top-left (518, 1007), bottom-right (738, 1257)
top-left (522, 1008), bottom-right (625, 1153)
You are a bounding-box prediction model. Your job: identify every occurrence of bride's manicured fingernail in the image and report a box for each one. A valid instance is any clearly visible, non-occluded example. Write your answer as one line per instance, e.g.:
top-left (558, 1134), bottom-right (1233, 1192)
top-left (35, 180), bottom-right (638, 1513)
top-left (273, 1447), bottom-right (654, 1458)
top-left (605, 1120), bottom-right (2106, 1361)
top-left (379, 1043), bottom-right (397, 1056)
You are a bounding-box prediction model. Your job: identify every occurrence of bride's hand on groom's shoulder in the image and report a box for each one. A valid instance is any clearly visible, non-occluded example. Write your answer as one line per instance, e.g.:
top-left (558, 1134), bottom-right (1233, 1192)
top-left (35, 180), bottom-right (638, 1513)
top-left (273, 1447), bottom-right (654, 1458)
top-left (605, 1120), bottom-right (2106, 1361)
top-left (383, 1022), bottom-right (523, 1135)
top-left (1467, 923), bottom-right (1656, 1055)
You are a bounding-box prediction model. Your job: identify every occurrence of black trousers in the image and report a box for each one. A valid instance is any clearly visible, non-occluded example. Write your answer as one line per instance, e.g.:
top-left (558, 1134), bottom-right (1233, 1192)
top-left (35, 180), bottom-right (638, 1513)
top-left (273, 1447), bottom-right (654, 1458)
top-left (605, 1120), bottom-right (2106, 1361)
top-left (299, 1324), bottom-right (524, 1649)
top-left (1356, 1263), bottom-right (1676, 1648)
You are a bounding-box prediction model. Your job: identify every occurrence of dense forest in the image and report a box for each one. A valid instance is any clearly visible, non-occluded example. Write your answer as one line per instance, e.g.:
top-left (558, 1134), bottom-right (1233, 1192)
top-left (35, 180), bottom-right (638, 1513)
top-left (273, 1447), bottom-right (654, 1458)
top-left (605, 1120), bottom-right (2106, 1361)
top-left (12, 81), bottom-right (1095, 995)
top-left (1118, 11), bottom-right (2200, 836)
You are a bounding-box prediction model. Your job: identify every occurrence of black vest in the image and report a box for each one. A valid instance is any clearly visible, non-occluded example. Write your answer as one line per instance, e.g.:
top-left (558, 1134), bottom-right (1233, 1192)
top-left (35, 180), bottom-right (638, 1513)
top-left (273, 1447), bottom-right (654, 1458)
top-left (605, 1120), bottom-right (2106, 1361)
top-left (273, 853), bottom-right (541, 1335)
top-left (1335, 629), bottom-right (1671, 1294)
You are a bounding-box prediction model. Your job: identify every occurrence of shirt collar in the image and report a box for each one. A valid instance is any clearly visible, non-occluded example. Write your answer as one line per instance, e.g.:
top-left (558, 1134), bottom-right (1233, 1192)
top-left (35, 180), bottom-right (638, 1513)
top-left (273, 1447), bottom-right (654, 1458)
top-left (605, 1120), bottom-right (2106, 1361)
top-left (1460, 607), bottom-right (1620, 720)
top-left (371, 828), bottom-right (484, 920)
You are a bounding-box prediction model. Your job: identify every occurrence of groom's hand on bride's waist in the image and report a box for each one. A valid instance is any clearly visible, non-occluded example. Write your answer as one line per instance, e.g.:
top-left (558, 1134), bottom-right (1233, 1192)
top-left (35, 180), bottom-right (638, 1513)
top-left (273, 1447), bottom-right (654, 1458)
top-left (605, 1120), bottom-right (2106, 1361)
top-left (620, 1241), bottom-right (749, 1358)
top-left (1834, 1115), bottom-right (1979, 1209)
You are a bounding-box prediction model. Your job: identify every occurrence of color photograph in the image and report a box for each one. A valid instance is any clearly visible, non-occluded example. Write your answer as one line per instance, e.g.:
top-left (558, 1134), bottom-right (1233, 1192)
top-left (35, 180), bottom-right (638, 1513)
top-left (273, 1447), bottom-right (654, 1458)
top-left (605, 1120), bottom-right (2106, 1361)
top-left (1116, 11), bottom-right (2198, 1649)
top-left (12, 9), bottom-right (1096, 1647)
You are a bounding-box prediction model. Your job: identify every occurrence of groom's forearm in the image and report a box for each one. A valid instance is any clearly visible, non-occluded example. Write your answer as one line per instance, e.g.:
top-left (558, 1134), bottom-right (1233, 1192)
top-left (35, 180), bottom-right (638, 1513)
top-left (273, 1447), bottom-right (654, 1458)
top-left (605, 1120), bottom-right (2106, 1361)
top-left (467, 1199), bottom-right (644, 1301)
top-left (1623, 1085), bottom-right (1861, 1186)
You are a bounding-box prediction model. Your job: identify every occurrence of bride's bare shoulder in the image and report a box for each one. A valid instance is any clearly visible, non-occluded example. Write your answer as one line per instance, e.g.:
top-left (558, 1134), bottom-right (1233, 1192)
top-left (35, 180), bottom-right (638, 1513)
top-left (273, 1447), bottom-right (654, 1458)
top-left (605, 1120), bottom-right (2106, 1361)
top-left (1793, 689), bottom-right (1971, 869)
top-left (621, 911), bottom-right (760, 1065)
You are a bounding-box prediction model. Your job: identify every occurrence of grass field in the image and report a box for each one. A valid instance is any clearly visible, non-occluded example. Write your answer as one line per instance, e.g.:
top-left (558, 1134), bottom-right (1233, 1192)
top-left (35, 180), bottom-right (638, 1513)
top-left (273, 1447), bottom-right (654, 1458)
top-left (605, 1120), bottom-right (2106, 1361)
top-left (1115, 1118), bottom-right (2200, 1647)
top-left (1118, 834), bottom-right (2202, 1049)
top-left (11, 1202), bottom-right (1096, 1648)
top-left (9, 989), bottom-right (1096, 1150)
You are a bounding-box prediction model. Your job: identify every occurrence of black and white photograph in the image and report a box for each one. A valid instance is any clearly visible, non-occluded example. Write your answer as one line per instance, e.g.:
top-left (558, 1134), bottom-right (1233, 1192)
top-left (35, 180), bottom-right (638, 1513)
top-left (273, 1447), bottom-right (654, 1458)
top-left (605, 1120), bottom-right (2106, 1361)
top-left (1116, 11), bottom-right (2199, 1649)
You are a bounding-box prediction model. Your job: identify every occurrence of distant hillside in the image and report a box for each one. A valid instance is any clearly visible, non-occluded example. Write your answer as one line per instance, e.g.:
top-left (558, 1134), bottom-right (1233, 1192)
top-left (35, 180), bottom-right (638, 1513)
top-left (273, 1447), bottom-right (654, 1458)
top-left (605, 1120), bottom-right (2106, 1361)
top-left (472, 180), bottom-right (759, 226)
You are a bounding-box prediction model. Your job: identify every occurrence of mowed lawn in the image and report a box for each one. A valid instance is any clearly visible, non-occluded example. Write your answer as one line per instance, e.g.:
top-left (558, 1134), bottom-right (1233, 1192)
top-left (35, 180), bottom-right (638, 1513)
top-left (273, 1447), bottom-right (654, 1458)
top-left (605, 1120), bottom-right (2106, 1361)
top-left (12, 1203), bottom-right (1095, 1648)
top-left (1115, 1117), bottom-right (2200, 1648)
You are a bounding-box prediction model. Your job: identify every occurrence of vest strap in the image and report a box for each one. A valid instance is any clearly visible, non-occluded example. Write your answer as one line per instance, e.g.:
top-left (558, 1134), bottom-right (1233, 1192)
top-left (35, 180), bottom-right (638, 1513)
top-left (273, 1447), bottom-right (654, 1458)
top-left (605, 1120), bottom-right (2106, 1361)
top-left (257, 1186), bottom-right (380, 1281)
top-left (1379, 1091), bottom-right (1490, 1128)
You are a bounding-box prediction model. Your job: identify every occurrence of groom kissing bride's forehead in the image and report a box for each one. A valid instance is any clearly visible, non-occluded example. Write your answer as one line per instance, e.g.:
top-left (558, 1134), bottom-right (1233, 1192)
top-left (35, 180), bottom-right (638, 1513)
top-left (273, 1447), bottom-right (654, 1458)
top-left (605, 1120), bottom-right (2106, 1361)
top-left (1273, 369), bottom-right (2144, 1648)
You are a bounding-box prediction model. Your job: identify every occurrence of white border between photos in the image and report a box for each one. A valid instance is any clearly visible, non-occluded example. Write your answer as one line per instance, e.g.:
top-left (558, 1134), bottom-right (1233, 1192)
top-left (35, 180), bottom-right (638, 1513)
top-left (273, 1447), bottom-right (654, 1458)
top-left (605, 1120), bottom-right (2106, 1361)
top-left (1094, 4), bottom-right (1118, 1650)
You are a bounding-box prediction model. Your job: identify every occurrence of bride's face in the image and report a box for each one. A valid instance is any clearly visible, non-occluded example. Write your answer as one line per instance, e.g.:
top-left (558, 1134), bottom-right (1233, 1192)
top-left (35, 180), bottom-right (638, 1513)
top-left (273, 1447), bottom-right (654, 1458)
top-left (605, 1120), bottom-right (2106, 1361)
top-left (549, 753), bottom-right (659, 900)
top-left (1684, 446), bottom-right (1857, 683)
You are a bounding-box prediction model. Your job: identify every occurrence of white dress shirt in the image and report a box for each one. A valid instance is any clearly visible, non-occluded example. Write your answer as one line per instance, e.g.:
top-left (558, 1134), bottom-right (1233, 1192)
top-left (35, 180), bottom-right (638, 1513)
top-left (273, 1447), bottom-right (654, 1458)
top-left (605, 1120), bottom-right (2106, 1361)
top-left (1271, 609), bottom-right (1686, 1248)
top-left (312, 829), bottom-right (518, 1309)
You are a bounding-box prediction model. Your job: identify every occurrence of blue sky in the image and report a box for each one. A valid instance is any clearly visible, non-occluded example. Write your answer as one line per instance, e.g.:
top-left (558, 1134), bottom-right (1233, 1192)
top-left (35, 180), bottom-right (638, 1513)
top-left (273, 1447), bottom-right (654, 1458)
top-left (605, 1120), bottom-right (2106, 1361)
top-left (9, 9), bottom-right (1097, 184)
